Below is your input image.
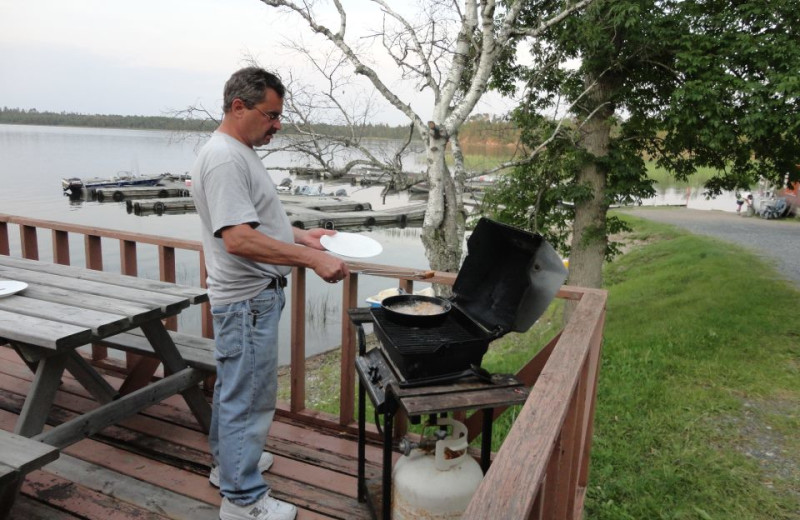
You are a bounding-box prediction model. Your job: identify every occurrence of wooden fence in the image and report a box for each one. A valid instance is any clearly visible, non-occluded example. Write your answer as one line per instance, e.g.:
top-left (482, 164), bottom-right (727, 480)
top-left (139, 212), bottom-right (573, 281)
top-left (0, 212), bottom-right (606, 519)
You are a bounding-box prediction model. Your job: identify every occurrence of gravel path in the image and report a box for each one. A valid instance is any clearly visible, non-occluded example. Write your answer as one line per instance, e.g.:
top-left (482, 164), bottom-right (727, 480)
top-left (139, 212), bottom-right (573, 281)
top-left (619, 208), bottom-right (800, 288)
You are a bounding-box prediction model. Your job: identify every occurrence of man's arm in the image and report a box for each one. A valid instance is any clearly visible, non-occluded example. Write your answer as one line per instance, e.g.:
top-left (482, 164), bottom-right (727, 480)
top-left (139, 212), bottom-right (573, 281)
top-left (292, 226), bottom-right (335, 251)
top-left (221, 224), bottom-right (349, 282)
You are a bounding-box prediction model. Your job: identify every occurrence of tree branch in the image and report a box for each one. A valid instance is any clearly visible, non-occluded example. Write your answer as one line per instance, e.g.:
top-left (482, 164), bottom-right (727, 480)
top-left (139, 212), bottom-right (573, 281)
top-left (514, 0), bottom-right (596, 38)
top-left (372, 0), bottom-right (442, 99)
top-left (261, 0), bottom-right (427, 136)
top-left (437, 0), bottom-right (478, 121)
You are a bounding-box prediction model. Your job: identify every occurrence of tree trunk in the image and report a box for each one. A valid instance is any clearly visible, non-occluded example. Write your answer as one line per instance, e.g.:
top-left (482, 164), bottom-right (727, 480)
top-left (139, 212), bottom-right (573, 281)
top-left (421, 133), bottom-right (465, 295)
top-left (568, 78), bottom-right (614, 291)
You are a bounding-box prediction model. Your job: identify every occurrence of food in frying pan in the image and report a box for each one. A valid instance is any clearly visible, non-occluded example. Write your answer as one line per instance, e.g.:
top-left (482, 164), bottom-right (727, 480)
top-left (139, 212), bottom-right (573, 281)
top-left (387, 300), bottom-right (447, 316)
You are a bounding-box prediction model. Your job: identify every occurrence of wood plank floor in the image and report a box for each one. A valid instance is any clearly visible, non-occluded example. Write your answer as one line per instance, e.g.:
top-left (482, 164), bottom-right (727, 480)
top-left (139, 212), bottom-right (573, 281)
top-left (0, 348), bottom-right (383, 520)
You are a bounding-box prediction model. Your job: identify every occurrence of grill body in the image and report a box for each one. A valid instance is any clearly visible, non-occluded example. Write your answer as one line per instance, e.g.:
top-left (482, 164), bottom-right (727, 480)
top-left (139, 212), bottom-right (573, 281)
top-left (371, 306), bottom-right (494, 382)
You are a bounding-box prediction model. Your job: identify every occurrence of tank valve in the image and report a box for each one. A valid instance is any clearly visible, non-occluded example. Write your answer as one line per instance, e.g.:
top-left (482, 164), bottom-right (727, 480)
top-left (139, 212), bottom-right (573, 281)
top-left (398, 430), bottom-right (448, 456)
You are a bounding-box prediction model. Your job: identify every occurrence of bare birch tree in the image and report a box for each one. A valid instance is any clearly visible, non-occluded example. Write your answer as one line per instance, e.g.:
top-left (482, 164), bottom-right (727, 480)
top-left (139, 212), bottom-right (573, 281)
top-left (259, 0), bottom-right (594, 277)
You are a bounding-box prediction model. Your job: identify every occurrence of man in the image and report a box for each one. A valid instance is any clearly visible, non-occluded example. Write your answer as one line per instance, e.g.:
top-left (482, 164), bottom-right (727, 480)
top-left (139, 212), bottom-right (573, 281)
top-left (191, 67), bottom-right (349, 520)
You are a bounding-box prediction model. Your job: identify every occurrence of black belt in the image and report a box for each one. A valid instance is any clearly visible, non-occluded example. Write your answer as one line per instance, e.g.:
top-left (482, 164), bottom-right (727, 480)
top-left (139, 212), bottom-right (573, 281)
top-left (266, 276), bottom-right (288, 290)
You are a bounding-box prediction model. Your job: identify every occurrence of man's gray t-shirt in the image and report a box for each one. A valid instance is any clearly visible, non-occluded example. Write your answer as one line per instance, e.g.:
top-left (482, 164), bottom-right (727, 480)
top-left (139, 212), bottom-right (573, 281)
top-left (191, 132), bottom-right (293, 306)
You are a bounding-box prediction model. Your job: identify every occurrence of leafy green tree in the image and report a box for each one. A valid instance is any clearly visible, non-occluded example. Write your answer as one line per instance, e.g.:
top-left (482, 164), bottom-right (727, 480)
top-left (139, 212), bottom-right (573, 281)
top-left (485, 0), bottom-right (800, 289)
top-left (657, 0), bottom-right (800, 192)
top-left (480, 110), bottom-right (580, 256)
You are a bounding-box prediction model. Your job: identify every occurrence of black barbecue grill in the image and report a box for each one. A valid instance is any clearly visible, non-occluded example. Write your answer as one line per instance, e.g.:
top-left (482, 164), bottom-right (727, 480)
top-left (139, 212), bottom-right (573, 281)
top-left (371, 305), bottom-right (493, 383)
top-left (369, 217), bottom-right (568, 385)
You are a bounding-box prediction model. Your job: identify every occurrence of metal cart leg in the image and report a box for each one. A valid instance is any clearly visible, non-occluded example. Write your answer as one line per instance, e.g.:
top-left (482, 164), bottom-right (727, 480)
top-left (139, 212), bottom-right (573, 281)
top-left (358, 378), bottom-right (366, 502)
top-left (355, 322), bottom-right (368, 503)
top-left (382, 410), bottom-right (394, 520)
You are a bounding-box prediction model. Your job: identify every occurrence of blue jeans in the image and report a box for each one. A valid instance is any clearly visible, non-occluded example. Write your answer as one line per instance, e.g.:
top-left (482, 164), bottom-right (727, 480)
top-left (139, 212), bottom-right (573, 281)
top-left (209, 287), bottom-right (285, 505)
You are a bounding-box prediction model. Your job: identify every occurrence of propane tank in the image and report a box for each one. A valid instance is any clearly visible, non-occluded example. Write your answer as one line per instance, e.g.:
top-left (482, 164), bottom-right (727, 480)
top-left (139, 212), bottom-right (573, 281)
top-left (392, 418), bottom-right (483, 519)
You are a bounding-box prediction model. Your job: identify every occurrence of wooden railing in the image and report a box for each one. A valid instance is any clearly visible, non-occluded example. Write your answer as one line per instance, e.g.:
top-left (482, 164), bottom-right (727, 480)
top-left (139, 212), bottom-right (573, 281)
top-left (0, 213), bottom-right (606, 519)
top-left (463, 286), bottom-right (606, 519)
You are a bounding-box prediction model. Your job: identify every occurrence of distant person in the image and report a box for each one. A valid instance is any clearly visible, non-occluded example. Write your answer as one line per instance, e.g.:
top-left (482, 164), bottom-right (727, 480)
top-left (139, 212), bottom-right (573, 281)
top-left (191, 67), bottom-right (349, 520)
top-left (736, 192), bottom-right (744, 213)
top-left (744, 193), bottom-right (755, 216)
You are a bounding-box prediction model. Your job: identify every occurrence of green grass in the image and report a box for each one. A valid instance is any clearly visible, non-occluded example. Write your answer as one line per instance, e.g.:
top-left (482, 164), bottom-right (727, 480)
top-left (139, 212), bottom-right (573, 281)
top-left (447, 155), bottom-right (722, 185)
top-left (646, 162), bottom-right (722, 188)
top-left (444, 150), bottom-right (516, 173)
top-left (446, 152), bottom-right (724, 187)
top-left (587, 215), bottom-right (799, 519)
top-left (283, 215), bottom-right (799, 519)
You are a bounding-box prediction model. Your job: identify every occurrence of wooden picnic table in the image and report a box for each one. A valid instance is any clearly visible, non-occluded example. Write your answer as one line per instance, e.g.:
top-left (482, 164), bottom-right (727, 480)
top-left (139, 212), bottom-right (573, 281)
top-left (0, 255), bottom-right (212, 449)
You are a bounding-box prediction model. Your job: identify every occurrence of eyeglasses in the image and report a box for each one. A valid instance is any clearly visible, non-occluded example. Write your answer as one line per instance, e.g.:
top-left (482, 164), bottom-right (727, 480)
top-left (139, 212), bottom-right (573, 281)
top-left (252, 106), bottom-right (282, 122)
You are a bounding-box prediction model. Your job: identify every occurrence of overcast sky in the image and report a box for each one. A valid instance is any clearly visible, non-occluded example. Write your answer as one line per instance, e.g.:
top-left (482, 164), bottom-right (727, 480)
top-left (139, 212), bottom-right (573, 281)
top-left (0, 0), bottom-right (517, 125)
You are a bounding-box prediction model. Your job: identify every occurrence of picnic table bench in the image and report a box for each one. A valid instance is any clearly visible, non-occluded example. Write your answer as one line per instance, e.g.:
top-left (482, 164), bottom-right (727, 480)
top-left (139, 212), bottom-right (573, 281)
top-left (0, 429), bottom-right (59, 518)
top-left (97, 329), bottom-right (216, 373)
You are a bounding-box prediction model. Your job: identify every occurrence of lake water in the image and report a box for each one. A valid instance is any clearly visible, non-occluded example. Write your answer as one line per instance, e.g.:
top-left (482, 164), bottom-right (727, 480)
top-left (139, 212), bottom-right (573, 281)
top-left (640, 185), bottom-right (741, 212)
top-left (0, 124), bottom-right (431, 362)
top-left (0, 124), bottom-right (743, 360)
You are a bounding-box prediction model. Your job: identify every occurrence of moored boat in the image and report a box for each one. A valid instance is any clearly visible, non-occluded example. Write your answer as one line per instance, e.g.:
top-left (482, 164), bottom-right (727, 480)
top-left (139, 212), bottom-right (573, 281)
top-left (62, 172), bottom-right (174, 193)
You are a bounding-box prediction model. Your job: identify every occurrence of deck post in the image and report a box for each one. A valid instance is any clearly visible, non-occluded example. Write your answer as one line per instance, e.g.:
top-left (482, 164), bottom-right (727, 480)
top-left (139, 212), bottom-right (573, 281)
top-left (200, 251), bottom-right (212, 339)
top-left (0, 222), bottom-right (8, 255)
top-left (52, 230), bottom-right (70, 265)
top-left (339, 272), bottom-right (358, 425)
top-left (19, 225), bottom-right (38, 260)
top-left (290, 267), bottom-right (306, 413)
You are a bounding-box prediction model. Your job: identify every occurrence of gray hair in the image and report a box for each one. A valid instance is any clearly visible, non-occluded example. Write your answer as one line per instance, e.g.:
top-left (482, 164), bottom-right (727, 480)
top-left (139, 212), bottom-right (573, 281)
top-left (222, 67), bottom-right (285, 113)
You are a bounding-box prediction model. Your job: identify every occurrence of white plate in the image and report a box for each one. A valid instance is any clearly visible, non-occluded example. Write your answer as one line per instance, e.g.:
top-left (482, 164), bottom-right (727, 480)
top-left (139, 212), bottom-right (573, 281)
top-left (320, 232), bottom-right (383, 258)
top-left (365, 287), bottom-right (405, 306)
top-left (0, 280), bottom-right (28, 298)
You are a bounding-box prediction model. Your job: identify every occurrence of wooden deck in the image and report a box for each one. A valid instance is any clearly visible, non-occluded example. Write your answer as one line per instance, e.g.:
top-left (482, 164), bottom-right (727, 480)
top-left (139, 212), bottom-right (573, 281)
top-left (0, 213), bottom-right (608, 519)
top-left (0, 348), bottom-right (381, 520)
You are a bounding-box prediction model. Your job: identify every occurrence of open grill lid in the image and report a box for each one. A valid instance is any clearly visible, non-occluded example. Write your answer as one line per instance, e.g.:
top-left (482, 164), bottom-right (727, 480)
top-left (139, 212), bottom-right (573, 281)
top-left (451, 218), bottom-right (568, 335)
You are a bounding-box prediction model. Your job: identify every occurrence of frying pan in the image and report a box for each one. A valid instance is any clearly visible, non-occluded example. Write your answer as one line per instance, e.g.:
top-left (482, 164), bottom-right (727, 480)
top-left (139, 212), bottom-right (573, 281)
top-left (381, 294), bottom-right (451, 326)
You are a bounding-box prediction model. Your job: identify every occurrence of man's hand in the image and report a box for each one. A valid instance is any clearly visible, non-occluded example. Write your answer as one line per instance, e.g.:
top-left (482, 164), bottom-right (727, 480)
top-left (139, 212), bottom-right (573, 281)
top-left (310, 248), bottom-right (349, 284)
top-left (293, 228), bottom-right (348, 283)
top-left (294, 227), bottom-right (335, 251)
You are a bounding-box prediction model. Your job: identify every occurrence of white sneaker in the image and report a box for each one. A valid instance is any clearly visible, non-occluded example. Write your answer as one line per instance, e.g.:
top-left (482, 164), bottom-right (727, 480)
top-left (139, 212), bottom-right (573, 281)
top-left (209, 451), bottom-right (275, 488)
top-left (219, 491), bottom-right (297, 520)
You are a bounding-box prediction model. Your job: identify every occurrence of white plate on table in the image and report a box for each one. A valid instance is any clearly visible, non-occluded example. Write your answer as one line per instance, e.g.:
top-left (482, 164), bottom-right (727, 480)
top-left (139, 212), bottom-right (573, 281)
top-left (320, 232), bottom-right (383, 258)
top-left (0, 280), bottom-right (28, 298)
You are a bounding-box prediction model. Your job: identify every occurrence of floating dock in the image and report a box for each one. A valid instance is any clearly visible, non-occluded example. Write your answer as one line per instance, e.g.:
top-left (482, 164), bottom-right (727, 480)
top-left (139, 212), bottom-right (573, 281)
top-left (285, 203), bottom-right (426, 230)
top-left (97, 186), bottom-right (189, 202)
top-left (127, 194), bottom-right (426, 229)
top-left (276, 195), bottom-right (372, 213)
top-left (128, 197), bottom-right (197, 215)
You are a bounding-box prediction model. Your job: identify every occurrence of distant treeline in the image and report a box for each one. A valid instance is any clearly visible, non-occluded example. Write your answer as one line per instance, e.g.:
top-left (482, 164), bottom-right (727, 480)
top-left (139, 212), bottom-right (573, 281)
top-left (457, 114), bottom-right (519, 146)
top-left (0, 107), bottom-right (219, 132)
top-left (296, 122), bottom-right (421, 141)
top-left (0, 107), bottom-right (519, 144)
